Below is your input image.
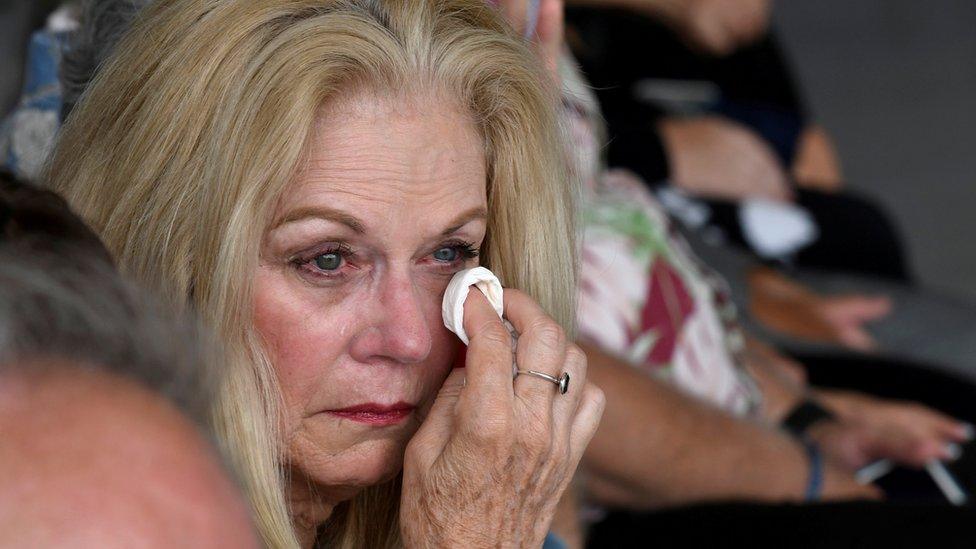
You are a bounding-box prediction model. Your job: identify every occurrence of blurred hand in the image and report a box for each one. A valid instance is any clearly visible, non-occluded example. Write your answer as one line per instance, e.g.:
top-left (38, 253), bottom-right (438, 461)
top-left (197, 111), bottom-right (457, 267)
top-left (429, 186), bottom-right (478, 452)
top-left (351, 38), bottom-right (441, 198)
top-left (400, 289), bottom-right (604, 547)
top-left (659, 116), bottom-right (792, 202)
top-left (749, 268), bottom-right (892, 352)
top-left (814, 295), bottom-right (892, 352)
top-left (816, 390), bottom-right (972, 468)
top-left (658, 0), bottom-right (773, 56)
top-left (494, 0), bottom-right (565, 80)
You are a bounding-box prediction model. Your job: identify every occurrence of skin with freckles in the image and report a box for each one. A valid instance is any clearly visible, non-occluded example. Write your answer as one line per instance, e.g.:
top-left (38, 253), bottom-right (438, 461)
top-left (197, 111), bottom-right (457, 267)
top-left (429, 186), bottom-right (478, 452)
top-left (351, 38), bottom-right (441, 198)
top-left (254, 86), bottom-right (487, 535)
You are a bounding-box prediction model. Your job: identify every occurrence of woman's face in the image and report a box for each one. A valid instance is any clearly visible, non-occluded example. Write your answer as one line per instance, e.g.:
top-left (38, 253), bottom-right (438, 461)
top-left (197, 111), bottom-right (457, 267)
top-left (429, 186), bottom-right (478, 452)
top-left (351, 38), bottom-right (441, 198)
top-left (254, 88), bottom-right (487, 500)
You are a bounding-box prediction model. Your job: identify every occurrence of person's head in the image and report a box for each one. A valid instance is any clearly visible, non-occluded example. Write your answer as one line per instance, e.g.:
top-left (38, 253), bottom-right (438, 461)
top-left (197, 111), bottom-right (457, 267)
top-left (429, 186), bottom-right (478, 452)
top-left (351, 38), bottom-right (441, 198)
top-left (0, 366), bottom-right (259, 547)
top-left (47, 1), bottom-right (576, 546)
top-left (61, 0), bottom-right (155, 119)
top-left (0, 169), bottom-right (112, 263)
top-left (0, 175), bottom-right (257, 545)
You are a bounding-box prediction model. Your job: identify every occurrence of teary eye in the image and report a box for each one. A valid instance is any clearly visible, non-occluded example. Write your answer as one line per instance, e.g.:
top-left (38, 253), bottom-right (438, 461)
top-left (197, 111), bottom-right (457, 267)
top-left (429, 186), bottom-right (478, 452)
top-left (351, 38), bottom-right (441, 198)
top-left (314, 252), bottom-right (343, 271)
top-left (433, 247), bottom-right (461, 262)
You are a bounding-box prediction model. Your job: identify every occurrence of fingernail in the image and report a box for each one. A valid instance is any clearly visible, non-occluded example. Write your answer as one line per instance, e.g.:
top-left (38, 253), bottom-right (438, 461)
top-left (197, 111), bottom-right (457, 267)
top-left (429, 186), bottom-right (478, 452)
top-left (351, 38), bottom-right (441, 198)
top-left (945, 443), bottom-right (963, 462)
top-left (960, 422), bottom-right (975, 441)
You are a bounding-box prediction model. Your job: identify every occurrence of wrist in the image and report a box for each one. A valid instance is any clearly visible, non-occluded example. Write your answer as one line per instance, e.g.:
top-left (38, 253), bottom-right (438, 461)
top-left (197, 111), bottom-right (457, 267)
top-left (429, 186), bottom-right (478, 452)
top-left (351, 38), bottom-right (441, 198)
top-left (811, 389), bottom-right (860, 420)
top-left (801, 440), bottom-right (825, 502)
top-left (782, 399), bottom-right (837, 439)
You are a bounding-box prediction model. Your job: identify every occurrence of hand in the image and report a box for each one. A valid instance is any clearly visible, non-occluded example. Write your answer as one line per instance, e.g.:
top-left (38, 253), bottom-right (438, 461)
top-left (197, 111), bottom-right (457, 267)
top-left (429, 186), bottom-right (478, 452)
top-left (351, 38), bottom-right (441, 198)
top-left (814, 295), bottom-right (892, 352)
top-left (816, 390), bottom-right (972, 468)
top-left (821, 457), bottom-right (884, 501)
top-left (400, 289), bottom-right (605, 547)
top-left (807, 420), bottom-right (896, 471)
top-left (658, 0), bottom-right (773, 56)
top-left (659, 116), bottom-right (792, 202)
top-left (493, 0), bottom-right (565, 81)
top-left (748, 268), bottom-right (892, 352)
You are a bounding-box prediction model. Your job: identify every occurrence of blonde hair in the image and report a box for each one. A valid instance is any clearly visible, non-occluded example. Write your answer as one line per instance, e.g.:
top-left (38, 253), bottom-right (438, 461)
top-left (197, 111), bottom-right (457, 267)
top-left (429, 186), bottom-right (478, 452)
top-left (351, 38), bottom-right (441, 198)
top-left (46, 0), bottom-right (576, 546)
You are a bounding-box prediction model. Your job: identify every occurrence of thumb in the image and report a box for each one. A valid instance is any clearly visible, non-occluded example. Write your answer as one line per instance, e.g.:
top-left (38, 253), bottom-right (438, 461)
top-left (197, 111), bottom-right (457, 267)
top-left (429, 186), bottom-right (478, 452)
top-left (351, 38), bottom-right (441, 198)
top-left (408, 368), bottom-right (466, 468)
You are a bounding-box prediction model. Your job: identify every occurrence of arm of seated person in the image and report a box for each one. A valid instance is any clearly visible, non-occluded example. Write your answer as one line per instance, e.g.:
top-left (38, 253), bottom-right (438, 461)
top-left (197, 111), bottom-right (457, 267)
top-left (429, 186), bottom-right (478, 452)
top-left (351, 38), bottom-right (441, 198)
top-left (792, 124), bottom-right (844, 192)
top-left (658, 115), bottom-right (793, 202)
top-left (743, 333), bottom-right (973, 469)
top-left (748, 266), bottom-right (892, 352)
top-left (579, 342), bottom-right (877, 508)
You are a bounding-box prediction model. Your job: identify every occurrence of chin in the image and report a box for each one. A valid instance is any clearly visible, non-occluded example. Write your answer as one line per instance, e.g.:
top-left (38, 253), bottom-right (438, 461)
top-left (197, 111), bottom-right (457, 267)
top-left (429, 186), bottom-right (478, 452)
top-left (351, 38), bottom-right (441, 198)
top-left (300, 436), bottom-right (411, 499)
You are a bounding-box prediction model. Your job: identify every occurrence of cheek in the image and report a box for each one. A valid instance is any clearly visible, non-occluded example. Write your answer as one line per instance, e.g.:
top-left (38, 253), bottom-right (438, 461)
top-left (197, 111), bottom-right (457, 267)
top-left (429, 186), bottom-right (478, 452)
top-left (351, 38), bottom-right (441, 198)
top-left (252, 266), bottom-right (461, 420)
top-left (252, 266), bottom-right (353, 420)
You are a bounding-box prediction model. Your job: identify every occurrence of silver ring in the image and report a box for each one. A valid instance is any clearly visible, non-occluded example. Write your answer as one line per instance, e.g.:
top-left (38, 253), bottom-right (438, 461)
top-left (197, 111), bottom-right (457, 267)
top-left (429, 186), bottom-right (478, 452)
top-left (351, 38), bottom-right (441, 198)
top-left (515, 369), bottom-right (570, 395)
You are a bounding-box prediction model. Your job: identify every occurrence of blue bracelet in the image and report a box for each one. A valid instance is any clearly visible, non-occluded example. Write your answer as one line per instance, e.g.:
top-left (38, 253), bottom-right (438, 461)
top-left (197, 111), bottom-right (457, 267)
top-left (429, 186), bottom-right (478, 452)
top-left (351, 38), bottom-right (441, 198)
top-left (803, 441), bottom-right (824, 502)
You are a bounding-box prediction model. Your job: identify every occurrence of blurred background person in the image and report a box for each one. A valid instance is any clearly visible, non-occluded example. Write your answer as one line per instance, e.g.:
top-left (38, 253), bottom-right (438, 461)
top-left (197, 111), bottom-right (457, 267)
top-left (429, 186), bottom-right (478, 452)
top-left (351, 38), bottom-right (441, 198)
top-left (0, 170), bottom-right (259, 547)
top-left (558, 0), bottom-right (976, 382)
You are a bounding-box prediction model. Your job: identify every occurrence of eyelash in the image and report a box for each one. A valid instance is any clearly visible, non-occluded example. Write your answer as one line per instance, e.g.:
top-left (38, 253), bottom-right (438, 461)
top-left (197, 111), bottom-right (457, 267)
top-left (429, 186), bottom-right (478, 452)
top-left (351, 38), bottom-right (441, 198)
top-left (291, 241), bottom-right (479, 281)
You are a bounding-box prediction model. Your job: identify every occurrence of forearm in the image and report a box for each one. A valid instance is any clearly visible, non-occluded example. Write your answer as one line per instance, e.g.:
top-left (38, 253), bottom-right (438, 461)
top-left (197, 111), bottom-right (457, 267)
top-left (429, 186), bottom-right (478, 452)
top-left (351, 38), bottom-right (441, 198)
top-left (742, 333), bottom-right (808, 422)
top-left (748, 267), bottom-right (829, 341)
top-left (580, 342), bottom-right (809, 508)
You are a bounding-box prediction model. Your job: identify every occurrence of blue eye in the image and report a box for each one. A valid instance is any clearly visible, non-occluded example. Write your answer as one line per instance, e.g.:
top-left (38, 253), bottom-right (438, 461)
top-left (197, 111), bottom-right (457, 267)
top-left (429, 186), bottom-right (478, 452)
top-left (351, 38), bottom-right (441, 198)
top-left (314, 253), bottom-right (342, 271)
top-left (433, 247), bottom-right (461, 262)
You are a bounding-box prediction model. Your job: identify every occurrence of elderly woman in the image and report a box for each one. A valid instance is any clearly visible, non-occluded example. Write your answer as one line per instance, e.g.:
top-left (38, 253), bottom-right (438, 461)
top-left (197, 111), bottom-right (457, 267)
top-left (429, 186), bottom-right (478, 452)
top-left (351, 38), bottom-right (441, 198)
top-left (45, 0), bottom-right (604, 547)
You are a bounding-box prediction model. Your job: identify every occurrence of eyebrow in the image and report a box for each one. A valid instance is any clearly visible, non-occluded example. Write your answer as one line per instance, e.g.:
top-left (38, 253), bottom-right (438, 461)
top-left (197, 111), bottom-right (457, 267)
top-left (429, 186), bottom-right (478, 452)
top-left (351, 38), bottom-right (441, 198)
top-left (271, 205), bottom-right (487, 236)
top-left (441, 207), bottom-right (488, 236)
top-left (271, 207), bottom-right (367, 234)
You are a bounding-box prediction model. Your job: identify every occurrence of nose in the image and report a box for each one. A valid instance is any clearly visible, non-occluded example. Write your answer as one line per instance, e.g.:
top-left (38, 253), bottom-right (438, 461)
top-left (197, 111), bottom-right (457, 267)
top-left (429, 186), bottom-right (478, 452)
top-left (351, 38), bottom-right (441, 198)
top-left (349, 269), bottom-right (433, 365)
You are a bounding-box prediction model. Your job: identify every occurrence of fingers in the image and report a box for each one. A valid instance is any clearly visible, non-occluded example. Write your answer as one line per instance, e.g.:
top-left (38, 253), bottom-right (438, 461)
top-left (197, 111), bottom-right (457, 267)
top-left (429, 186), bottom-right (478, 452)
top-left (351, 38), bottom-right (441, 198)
top-left (460, 288), bottom-right (514, 401)
top-left (823, 295), bottom-right (892, 351)
top-left (534, 0), bottom-right (564, 79)
top-left (551, 344), bottom-right (587, 427)
top-left (567, 383), bottom-right (606, 466)
top-left (408, 368), bottom-right (467, 468)
top-left (505, 289), bottom-right (568, 404)
top-left (503, 290), bottom-right (602, 482)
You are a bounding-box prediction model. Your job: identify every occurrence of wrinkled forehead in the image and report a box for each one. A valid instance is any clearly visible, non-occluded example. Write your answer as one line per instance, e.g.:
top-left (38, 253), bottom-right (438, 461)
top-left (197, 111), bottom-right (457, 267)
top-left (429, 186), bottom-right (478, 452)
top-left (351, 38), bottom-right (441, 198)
top-left (271, 86), bottom-right (488, 238)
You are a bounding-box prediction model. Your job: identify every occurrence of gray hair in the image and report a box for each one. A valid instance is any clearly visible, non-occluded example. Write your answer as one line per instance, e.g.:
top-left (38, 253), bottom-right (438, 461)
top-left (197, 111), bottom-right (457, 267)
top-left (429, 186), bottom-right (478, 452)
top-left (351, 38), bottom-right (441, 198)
top-left (0, 242), bottom-right (217, 431)
top-left (61, 0), bottom-right (153, 118)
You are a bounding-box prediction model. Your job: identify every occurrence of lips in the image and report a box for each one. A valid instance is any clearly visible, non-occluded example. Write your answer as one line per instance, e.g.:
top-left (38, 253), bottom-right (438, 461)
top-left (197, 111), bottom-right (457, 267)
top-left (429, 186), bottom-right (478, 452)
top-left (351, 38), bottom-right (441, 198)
top-left (326, 402), bottom-right (416, 426)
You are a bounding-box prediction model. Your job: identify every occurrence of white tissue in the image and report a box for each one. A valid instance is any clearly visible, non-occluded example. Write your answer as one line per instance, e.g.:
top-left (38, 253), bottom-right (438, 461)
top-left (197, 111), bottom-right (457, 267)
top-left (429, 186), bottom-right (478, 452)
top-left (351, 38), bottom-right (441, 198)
top-left (442, 267), bottom-right (504, 345)
top-left (739, 198), bottom-right (819, 260)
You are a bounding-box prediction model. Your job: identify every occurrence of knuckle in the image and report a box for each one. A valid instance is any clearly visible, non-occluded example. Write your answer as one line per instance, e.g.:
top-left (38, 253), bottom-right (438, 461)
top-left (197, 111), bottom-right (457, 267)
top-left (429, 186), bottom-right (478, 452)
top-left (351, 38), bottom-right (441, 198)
top-left (505, 288), bottom-right (527, 301)
top-left (526, 317), bottom-right (566, 353)
top-left (474, 319), bottom-right (511, 348)
top-left (469, 414), bottom-right (513, 447)
top-left (565, 344), bottom-right (587, 371)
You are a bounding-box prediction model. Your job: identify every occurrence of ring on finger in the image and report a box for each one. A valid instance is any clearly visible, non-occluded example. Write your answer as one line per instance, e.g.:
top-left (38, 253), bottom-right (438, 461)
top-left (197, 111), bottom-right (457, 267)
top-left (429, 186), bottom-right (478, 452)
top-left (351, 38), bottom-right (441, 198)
top-left (515, 369), bottom-right (570, 395)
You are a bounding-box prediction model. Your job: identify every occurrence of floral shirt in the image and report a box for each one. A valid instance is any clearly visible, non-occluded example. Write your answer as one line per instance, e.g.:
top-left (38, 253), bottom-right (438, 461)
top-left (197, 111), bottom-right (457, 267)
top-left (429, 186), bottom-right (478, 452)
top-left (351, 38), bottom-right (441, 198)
top-left (579, 171), bottom-right (759, 415)
top-left (561, 56), bottom-right (760, 416)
